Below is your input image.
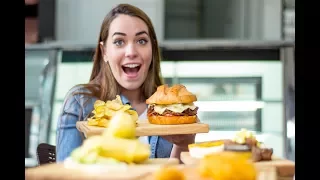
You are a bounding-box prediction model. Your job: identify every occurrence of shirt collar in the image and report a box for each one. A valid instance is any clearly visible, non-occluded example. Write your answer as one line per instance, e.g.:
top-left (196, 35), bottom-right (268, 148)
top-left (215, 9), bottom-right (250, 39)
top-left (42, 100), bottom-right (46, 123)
top-left (120, 95), bottom-right (149, 111)
top-left (120, 95), bottom-right (131, 105)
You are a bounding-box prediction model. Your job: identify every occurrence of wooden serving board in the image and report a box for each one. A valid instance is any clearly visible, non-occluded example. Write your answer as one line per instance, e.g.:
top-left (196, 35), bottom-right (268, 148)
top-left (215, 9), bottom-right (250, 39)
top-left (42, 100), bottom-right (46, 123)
top-left (180, 152), bottom-right (295, 179)
top-left (25, 158), bottom-right (179, 180)
top-left (76, 121), bottom-right (209, 137)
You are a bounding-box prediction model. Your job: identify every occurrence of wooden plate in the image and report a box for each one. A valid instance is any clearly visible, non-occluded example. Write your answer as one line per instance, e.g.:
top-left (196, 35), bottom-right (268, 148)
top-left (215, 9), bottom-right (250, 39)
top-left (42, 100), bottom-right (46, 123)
top-left (76, 121), bottom-right (209, 137)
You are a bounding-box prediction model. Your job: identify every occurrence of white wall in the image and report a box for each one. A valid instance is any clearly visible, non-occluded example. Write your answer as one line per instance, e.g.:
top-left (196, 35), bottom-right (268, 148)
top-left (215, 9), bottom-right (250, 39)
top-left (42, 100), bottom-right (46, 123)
top-left (55, 0), bottom-right (164, 43)
top-left (55, 0), bottom-right (281, 42)
top-left (262, 0), bottom-right (282, 40)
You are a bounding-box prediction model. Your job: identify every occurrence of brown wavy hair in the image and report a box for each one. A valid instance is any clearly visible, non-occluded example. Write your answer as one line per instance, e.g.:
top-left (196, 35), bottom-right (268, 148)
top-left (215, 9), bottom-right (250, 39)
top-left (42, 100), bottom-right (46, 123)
top-left (77, 4), bottom-right (163, 101)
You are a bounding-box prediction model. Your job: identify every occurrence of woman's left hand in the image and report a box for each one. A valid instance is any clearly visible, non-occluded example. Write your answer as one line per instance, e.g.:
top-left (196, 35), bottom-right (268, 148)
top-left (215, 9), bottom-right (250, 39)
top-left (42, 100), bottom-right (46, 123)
top-left (161, 134), bottom-right (196, 149)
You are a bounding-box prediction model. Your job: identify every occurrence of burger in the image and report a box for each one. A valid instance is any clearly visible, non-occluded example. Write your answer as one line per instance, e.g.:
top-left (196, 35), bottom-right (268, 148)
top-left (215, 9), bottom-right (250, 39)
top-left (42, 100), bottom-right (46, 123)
top-left (146, 84), bottom-right (199, 125)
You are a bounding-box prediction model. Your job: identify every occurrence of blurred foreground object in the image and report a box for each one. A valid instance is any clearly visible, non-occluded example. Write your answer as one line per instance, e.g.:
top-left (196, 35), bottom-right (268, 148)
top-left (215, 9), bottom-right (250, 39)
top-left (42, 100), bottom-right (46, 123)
top-left (154, 166), bottom-right (186, 180)
top-left (70, 110), bottom-right (150, 165)
top-left (25, 18), bottom-right (38, 44)
top-left (199, 151), bottom-right (256, 180)
top-left (25, 0), bottom-right (39, 5)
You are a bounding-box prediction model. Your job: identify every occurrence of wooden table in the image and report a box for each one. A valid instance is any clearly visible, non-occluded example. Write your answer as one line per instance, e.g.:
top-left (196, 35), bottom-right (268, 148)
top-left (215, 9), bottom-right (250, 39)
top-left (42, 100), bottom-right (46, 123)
top-left (180, 152), bottom-right (295, 180)
top-left (25, 163), bottom-right (278, 180)
top-left (25, 158), bottom-right (179, 180)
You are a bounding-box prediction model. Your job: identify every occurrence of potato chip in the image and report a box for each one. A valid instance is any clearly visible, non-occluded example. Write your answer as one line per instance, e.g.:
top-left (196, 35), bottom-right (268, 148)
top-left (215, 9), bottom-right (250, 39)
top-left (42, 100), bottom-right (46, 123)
top-left (98, 118), bottom-right (110, 128)
top-left (95, 106), bottom-right (105, 118)
top-left (106, 101), bottom-right (122, 111)
top-left (115, 95), bottom-right (123, 105)
top-left (120, 104), bottom-right (131, 112)
top-left (87, 96), bottom-right (139, 128)
top-left (104, 108), bottom-right (116, 117)
top-left (87, 118), bottom-right (99, 126)
top-left (126, 110), bottom-right (138, 121)
top-left (94, 100), bottom-right (106, 109)
top-left (126, 109), bottom-right (137, 115)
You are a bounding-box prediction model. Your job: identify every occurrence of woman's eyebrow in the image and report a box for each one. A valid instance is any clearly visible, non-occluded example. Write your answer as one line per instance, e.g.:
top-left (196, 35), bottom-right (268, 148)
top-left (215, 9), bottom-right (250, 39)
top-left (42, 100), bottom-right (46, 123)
top-left (135, 31), bottom-right (148, 36)
top-left (112, 32), bottom-right (126, 37)
top-left (112, 31), bottom-right (149, 37)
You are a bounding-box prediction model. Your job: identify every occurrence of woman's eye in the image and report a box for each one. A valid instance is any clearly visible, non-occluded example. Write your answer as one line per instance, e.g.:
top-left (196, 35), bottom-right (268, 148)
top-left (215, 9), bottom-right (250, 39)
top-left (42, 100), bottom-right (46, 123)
top-left (138, 39), bottom-right (148, 45)
top-left (113, 40), bottom-right (124, 46)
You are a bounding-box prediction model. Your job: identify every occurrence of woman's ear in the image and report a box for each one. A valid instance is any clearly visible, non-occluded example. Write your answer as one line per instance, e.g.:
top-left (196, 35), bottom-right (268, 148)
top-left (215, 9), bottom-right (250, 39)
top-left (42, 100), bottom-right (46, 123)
top-left (99, 42), bottom-right (108, 62)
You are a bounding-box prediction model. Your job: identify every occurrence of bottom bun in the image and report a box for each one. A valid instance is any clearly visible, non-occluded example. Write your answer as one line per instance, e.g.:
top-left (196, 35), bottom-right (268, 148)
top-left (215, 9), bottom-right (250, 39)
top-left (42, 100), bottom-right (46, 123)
top-left (148, 115), bottom-right (197, 125)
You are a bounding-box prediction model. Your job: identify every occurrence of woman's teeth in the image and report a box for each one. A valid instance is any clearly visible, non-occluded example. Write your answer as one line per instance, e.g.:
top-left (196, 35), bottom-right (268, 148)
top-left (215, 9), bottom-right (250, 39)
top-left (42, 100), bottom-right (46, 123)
top-left (122, 63), bottom-right (141, 76)
top-left (123, 64), bottom-right (140, 68)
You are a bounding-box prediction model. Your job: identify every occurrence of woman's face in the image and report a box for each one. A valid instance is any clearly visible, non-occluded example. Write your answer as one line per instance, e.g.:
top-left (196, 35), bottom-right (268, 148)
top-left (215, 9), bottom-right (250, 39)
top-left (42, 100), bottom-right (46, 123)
top-left (103, 14), bottom-right (152, 91)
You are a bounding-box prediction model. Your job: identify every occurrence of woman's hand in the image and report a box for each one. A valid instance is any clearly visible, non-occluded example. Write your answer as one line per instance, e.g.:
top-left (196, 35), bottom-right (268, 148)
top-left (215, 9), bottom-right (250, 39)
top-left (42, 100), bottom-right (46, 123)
top-left (161, 134), bottom-right (196, 162)
top-left (161, 134), bottom-right (196, 149)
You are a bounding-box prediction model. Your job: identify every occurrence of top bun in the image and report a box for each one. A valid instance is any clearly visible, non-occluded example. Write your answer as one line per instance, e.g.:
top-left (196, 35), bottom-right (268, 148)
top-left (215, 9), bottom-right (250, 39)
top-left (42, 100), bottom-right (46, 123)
top-left (146, 84), bottom-right (197, 105)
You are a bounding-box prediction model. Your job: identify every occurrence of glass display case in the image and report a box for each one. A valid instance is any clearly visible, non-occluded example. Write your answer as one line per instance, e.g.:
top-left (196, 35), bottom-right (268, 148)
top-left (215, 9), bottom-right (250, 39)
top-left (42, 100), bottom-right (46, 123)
top-left (25, 48), bottom-right (58, 167)
top-left (164, 0), bottom-right (282, 40)
top-left (179, 77), bottom-right (263, 131)
top-left (25, 49), bottom-right (50, 162)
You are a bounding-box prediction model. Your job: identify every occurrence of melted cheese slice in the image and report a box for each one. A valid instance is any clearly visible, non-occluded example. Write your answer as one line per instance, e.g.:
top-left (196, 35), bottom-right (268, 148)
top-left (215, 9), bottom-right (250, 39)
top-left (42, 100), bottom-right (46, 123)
top-left (151, 103), bottom-right (197, 114)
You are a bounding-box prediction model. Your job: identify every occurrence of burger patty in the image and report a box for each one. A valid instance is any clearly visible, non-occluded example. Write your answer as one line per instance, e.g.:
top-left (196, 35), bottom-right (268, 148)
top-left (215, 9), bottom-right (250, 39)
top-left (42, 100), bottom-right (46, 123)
top-left (147, 105), bottom-right (198, 116)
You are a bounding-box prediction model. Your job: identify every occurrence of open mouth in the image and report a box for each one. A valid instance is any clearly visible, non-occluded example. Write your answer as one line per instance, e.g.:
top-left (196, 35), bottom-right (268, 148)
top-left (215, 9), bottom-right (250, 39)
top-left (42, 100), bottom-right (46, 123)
top-left (122, 64), bottom-right (141, 77)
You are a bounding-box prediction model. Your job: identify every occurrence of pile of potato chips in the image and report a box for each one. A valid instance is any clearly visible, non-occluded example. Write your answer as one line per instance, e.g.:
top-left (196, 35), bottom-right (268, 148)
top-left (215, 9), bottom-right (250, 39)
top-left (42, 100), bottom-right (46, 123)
top-left (87, 95), bottom-right (138, 127)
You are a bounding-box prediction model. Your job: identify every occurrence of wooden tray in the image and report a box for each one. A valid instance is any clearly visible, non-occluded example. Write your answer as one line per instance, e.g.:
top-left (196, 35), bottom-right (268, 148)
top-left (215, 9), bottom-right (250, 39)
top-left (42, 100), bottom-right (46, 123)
top-left (25, 158), bottom-right (179, 180)
top-left (76, 121), bottom-right (209, 137)
top-left (180, 152), bottom-right (295, 178)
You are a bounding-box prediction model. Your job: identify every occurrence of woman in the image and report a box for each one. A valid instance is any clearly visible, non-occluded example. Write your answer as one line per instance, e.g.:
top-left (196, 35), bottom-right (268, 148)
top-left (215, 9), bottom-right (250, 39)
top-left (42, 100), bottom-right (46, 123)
top-left (56, 4), bottom-right (195, 162)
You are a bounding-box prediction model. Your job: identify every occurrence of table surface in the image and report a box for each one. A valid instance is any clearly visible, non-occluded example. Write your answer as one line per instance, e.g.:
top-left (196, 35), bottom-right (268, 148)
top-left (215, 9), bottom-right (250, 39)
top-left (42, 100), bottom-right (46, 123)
top-left (25, 162), bottom-right (282, 180)
top-left (180, 152), bottom-right (295, 178)
top-left (25, 158), bottom-right (179, 180)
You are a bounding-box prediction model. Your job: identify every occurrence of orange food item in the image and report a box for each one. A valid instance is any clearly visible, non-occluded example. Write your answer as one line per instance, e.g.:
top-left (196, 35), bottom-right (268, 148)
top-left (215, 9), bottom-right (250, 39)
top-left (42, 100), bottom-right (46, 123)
top-left (188, 140), bottom-right (224, 148)
top-left (188, 140), bottom-right (225, 158)
top-left (154, 166), bottom-right (186, 180)
top-left (198, 151), bottom-right (256, 180)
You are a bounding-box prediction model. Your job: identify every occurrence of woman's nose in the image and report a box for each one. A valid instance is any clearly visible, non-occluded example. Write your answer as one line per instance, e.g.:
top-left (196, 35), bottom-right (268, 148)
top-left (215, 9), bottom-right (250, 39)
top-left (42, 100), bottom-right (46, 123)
top-left (125, 43), bottom-right (138, 59)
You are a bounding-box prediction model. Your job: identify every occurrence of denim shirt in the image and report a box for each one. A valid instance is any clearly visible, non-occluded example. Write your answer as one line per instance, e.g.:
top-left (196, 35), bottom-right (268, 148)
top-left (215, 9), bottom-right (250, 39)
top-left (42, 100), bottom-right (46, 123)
top-left (56, 86), bottom-right (173, 162)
